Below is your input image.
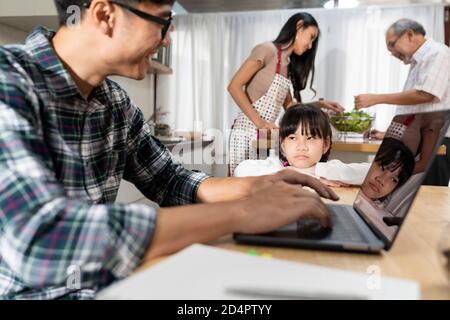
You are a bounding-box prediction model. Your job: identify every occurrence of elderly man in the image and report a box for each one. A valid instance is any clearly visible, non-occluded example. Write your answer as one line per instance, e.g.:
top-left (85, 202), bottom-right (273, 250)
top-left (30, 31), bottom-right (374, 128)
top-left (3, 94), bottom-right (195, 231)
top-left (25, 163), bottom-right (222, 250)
top-left (355, 19), bottom-right (450, 186)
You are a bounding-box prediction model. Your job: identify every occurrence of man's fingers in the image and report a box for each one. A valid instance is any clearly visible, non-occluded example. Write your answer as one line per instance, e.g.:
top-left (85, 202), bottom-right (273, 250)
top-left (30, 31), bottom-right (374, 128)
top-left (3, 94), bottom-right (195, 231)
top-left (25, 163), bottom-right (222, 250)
top-left (307, 198), bottom-right (333, 228)
top-left (275, 170), bottom-right (339, 201)
top-left (280, 183), bottom-right (332, 228)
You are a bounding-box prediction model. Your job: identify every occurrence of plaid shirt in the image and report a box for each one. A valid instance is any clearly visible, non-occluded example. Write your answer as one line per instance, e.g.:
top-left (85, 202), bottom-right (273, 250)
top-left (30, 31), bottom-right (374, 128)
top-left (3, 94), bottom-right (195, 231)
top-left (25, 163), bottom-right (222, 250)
top-left (0, 26), bottom-right (208, 300)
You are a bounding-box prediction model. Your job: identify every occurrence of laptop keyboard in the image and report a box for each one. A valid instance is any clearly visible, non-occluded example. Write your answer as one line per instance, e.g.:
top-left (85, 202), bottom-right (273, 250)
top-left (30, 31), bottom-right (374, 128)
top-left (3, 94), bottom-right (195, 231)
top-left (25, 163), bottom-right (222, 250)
top-left (328, 206), bottom-right (367, 243)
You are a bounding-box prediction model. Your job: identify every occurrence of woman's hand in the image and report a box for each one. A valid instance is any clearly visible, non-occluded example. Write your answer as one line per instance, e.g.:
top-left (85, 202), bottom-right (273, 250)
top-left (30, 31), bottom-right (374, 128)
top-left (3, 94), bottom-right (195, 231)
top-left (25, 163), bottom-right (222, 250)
top-left (256, 119), bottom-right (278, 130)
top-left (319, 177), bottom-right (351, 188)
top-left (318, 100), bottom-right (345, 113)
top-left (363, 129), bottom-right (385, 140)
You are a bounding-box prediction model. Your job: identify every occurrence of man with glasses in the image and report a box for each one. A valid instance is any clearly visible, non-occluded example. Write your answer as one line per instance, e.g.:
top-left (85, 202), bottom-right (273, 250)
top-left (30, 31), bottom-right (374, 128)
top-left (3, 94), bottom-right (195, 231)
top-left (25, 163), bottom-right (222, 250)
top-left (0, 0), bottom-right (338, 299)
top-left (354, 19), bottom-right (450, 186)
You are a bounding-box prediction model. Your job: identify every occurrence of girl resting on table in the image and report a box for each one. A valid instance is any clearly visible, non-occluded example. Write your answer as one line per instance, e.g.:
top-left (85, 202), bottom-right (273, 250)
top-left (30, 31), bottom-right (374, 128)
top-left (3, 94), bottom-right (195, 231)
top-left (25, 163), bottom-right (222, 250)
top-left (227, 12), bottom-right (344, 175)
top-left (234, 103), bottom-right (369, 186)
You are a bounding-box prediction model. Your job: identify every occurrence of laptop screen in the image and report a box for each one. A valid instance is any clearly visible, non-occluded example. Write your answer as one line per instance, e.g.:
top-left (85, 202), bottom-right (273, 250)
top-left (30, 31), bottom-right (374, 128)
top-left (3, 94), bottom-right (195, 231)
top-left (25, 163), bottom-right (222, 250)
top-left (354, 110), bottom-right (450, 246)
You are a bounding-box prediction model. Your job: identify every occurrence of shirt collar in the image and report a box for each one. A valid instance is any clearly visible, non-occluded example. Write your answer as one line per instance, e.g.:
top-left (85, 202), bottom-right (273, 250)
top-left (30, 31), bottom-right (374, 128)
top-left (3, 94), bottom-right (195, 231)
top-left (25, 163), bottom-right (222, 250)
top-left (412, 38), bottom-right (433, 64)
top-left (24, 26), bottom-right (82, 99)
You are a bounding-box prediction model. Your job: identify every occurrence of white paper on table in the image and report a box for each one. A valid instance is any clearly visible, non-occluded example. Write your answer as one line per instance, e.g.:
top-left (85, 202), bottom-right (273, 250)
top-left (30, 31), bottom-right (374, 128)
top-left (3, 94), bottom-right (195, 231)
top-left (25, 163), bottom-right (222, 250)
top-left (97, 244), bottom-right (420, 300)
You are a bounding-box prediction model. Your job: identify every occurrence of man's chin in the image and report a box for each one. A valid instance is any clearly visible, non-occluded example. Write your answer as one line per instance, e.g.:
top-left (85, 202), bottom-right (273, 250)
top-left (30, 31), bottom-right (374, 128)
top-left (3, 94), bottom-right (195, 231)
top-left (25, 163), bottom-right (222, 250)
top-left (119, 68), bottom-right (148, 81)
top-left (133, 72), bottom-right (147, 81)
top-left (402, 58), bottom-right (412, 65)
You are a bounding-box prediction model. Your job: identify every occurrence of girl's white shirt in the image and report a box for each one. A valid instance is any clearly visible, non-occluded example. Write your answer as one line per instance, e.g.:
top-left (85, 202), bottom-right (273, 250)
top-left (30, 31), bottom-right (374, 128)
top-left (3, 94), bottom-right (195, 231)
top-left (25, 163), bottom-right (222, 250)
top-left (234, 156), bottom-right (371, 185)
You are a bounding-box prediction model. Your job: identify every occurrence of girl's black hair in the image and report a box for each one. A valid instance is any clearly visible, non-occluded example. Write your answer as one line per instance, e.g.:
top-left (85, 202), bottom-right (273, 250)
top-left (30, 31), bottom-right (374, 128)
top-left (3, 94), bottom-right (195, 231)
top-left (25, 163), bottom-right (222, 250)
top-left (273, 12), bottom-right (320, 101)
top-left (279, 103), bottom-right (332, 162)
top-left (374, 138), bottom-right (415, 189)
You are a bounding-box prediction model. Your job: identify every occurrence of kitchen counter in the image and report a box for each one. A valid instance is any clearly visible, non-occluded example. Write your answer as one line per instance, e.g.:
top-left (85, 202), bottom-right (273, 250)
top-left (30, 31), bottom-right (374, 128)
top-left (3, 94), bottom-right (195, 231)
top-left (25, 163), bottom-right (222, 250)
top-left (253, 137), bottom-right (446, 163)
top-left (136, 186), bottom-right (450, 299)
top-left (332, 137), bottom-right (446, 154)
top-left (253, 137), bottom-right (446, 155)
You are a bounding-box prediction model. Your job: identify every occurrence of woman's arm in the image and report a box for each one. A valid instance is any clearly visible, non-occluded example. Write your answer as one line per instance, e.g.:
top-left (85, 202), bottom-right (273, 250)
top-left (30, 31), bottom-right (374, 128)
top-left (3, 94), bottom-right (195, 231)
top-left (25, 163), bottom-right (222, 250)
top-left (283, 91), bottom-right (296, 110)
top-left (228, 60), bottom-right (275, 129)
top-left (413, 126), bottom-right (441, 174)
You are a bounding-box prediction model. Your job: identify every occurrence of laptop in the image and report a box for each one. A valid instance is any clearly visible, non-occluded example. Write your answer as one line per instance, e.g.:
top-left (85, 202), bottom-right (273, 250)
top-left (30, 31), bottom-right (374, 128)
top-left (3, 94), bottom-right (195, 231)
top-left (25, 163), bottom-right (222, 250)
top-left (234, 110), bottom-right (450, 253)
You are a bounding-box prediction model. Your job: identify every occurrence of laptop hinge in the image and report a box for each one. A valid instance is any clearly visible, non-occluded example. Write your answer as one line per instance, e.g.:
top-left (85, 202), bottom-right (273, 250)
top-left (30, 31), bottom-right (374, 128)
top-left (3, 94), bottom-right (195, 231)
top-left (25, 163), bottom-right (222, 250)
top-left (353, 204), bottom-right (390, 249)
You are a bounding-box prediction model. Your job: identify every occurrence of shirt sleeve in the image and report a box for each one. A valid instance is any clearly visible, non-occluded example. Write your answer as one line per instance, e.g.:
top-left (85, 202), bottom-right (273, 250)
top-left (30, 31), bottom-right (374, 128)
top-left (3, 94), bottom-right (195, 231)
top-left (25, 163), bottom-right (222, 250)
top-left (234, 158), bottom-right (283, 177)
top-left (315, 160), bottom-right (371, 185)
top-left (0, 100), bottom-right (157, 291)
top-left (247, 42), bottom-right (275, 66)
top-left (122, 101), bottom-right (210, 207)
top-left (414, 49), bottom-right (450, 102)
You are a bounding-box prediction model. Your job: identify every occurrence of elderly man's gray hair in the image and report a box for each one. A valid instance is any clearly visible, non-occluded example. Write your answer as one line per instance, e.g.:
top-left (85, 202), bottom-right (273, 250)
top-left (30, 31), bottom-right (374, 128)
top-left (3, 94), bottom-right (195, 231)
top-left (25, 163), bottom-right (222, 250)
top-left (388, 19), bottom-right (426, 36)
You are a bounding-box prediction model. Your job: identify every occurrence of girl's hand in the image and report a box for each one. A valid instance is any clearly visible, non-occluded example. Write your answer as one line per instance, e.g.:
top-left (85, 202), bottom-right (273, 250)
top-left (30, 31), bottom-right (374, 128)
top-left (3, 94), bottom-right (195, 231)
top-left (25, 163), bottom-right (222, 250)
top-left (257, 120), bottom-right (278, 130)
top-left (319, 177), bottom-right (351, 188)
top-left (318, 100), bottom-right (345, 113)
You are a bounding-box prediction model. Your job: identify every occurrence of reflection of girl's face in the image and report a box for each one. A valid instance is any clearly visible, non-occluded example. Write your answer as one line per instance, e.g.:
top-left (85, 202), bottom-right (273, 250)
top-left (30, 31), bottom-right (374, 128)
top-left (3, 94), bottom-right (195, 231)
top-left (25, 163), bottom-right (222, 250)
top-left (361, 162), bottom-right (402, 200)
top-left (281, 125), bottom-right (329, 169)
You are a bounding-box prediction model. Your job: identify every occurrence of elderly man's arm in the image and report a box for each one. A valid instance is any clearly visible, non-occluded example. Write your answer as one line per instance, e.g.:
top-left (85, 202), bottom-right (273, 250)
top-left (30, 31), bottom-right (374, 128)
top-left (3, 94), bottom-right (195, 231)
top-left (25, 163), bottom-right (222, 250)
top-left (354, 90), bottom-right (435, 109)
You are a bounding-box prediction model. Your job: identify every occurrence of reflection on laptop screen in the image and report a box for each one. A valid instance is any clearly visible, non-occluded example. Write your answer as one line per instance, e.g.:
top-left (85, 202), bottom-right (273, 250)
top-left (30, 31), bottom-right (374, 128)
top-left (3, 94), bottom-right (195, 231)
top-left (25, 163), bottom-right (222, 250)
top-left (354, 110), bottom-right (450, 244)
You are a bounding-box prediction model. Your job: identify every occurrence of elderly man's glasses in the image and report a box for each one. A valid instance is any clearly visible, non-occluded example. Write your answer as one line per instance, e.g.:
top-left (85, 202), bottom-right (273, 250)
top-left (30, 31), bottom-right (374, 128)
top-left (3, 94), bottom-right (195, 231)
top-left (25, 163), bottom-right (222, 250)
top-left (83, 1), bottom-right (173, 40)
top-left (387, 30), bottom-right (407, 50)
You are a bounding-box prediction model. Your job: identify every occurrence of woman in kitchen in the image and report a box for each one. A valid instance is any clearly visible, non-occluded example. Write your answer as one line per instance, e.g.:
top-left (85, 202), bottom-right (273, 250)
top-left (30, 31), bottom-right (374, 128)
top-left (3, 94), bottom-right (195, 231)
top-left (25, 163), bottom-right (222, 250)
top-left (227, 12), bottom-right (344, 175)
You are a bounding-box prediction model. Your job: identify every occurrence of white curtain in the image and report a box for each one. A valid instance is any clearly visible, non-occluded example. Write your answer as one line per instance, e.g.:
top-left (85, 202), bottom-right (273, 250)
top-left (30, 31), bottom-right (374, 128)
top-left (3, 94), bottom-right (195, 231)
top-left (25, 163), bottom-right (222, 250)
top-left (158, 4), bottom-right (445, 152)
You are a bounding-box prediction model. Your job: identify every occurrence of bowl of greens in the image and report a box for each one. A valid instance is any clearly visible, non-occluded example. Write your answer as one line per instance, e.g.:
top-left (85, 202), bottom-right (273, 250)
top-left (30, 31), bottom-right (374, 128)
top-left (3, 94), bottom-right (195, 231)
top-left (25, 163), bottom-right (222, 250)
top-left (329, 109), bottom-right (374, 134)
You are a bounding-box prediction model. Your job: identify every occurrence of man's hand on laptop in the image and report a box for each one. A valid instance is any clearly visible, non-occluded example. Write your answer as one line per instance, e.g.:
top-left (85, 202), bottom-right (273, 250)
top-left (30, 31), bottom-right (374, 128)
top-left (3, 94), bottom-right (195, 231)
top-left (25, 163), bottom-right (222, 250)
top-left (234, 170), bottom-right (338, 234)
top-left (144, 170), bottom-right (338, 260)
top-left (235, 181), bottom-right (332, 234)
top-left (251, 169), bottom-right (339, 201)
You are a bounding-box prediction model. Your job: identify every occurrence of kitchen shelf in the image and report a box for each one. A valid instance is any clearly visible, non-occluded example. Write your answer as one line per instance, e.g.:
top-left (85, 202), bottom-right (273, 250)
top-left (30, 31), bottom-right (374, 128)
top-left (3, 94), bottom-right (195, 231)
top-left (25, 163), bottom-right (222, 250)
top-left (148, 60), bottom-right (173, 75)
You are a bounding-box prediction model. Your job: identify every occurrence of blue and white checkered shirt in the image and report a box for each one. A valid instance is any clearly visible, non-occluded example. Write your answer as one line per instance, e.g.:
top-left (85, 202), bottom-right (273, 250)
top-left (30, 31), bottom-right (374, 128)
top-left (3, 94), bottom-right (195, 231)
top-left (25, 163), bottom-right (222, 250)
top-left (0, 26), bottom-right (208, 300)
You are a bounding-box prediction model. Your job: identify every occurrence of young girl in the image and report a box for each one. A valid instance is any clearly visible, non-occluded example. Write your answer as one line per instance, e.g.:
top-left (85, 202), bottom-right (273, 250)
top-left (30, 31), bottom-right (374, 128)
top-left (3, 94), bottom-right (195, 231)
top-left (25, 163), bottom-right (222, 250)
top-left (234, 103), bottom-right (370, 186)
top-left (227, 12), bottom-right (344, 175)
top-left (355, 137), bottom-right (415, 237)
top-left (360, 137), bottom-right (415, 208)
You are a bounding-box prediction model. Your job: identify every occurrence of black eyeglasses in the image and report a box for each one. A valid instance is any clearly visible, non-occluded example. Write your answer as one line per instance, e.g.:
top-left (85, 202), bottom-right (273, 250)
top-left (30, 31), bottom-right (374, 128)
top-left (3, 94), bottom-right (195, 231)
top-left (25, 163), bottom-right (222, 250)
top-left (83, 1), bottom-right (173, 40)
top-left (387, 30), bottom-right (407, 50)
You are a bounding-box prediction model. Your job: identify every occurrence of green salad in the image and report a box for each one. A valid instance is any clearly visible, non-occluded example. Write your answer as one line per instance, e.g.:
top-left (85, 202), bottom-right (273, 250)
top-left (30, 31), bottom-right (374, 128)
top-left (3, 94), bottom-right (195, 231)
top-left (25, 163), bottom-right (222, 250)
top-left (330, 109), bottom-right (373, 133)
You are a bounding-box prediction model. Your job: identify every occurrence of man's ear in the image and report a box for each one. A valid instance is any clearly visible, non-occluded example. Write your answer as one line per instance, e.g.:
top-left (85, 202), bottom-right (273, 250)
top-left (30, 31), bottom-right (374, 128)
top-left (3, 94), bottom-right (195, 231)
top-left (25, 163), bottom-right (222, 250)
top-left (406, 28), bottom-right (415, 41)
top-left (89, 0), bottom-right (116, 35)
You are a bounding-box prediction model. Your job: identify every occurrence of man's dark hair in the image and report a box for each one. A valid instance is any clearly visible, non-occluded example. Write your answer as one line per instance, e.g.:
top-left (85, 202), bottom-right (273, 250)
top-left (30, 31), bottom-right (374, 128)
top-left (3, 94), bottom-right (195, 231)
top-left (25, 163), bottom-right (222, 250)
top-left (54, 0), bottom-right (175, 26)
